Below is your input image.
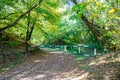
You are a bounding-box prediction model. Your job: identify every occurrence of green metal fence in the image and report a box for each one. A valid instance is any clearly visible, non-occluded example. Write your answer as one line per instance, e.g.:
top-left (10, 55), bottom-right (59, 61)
top-left (39, 44), bottom-right (108, 58)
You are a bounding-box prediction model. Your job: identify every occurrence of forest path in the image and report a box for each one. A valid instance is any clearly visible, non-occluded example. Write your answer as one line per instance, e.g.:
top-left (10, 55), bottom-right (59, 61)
top-left (1, 49), bottom-right (120, 80)
top-left (0, 49), bottom-right (86, 80)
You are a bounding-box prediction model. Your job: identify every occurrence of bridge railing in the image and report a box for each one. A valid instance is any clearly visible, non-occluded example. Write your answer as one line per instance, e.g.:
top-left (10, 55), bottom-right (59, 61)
top-left (39, 44), bottom-right (106, 57)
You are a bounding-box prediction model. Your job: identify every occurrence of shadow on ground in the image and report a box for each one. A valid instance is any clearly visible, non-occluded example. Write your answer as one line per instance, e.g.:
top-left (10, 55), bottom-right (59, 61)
top-left (1, 49), bottom-right (120, 80)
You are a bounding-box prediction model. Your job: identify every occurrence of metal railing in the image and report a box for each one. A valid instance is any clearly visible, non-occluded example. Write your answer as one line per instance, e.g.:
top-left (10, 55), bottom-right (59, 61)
top-left (39, 44), bottom-right (107, 57)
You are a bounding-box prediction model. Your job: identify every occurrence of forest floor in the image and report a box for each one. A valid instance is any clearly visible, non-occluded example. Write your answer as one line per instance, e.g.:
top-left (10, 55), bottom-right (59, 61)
top-left (0, 48), bottom-right (120, 80)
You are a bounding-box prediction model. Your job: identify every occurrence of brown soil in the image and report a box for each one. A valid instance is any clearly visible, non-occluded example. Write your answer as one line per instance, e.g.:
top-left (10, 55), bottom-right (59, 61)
top-left (0, 49), bottom-right (120, 80)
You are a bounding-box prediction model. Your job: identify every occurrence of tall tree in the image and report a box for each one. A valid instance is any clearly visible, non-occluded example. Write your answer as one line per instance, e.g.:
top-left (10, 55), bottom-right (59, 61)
top-left (72, 0), bottom-right (101, 40)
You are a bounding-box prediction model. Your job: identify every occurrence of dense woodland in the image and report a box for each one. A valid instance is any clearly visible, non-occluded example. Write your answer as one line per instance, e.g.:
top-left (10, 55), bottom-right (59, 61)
top-left (0, 0), bottom-right (120, 48)
top-left (0, 0), bottom-right (120, 79)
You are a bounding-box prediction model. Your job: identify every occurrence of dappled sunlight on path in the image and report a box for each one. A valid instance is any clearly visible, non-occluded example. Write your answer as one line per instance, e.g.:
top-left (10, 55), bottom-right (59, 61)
top-left (1, 50), bottom-right (120, 80)
top-left (0, 50), bottom-right (86, 80)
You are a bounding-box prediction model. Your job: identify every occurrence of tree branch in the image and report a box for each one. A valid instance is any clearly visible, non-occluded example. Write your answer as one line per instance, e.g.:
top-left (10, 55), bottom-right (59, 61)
top-left (0, 13), bottom-right (15, 20)
top-left (72, 0), bottom-right (101, 39)
top-left (0, 0), bottom-right (43, 31)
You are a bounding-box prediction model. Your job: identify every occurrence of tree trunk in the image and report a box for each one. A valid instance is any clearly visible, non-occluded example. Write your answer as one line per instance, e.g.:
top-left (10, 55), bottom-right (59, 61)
top-left (81, 14), bottom-right (100, 39)
top-left (25, 12), bottom-right (36, 55)
top-left (72, 0), bottom-right (101, 40)
top-left (28, 24), bottom-right (34, 40)
top-left (25, 12), bottom-right (30, 55)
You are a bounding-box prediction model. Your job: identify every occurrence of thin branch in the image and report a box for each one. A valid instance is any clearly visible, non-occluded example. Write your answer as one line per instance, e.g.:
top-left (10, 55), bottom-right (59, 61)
top-left (0, 0), bottom-right (43, 31)
top-left (0, 13), bottom-right (15, 20)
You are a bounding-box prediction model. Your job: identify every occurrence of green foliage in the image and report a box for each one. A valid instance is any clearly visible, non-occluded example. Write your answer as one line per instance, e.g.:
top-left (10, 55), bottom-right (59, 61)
top-left (8, 40), bottom-right (20, 47)
top-left (35, 7), bottom-right (58, 23)
top-left (72, 3), bottom-right (88, 18)
top-left (12, 51), bottom-right (22, 63)
top-left (0, 0), bottom-right (120, 50)
top-left (72, 0), bottom-right (120, 49)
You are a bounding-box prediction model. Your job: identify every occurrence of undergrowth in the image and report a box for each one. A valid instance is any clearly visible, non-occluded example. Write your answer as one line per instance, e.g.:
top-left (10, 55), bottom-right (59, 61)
top-left (0, 51), bottom-right (24, 72)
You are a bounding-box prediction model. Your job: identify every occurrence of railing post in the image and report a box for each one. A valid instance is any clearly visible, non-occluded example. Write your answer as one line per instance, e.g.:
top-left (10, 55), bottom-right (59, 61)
top-left (94, 48), bottom-right (96, 56)
top-left (78, 46), bottom-right (81, 53)
top-left (64, 45), bottom-right (67, 51)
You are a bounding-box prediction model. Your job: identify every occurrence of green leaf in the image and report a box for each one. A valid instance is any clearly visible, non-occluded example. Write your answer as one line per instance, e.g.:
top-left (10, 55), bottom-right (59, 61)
top-left (72, 3), bottom-right (88, 18)
top-left (72, 2), bottom-right (88, 12)
top-left (100, 6), bottom-right (106, 10)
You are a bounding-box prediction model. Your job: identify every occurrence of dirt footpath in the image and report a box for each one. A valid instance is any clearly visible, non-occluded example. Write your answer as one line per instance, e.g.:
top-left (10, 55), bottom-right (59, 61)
top-left (1, 50), bottom-right (83, 80)
top-left (1, 49), bottom-right (120, 80)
